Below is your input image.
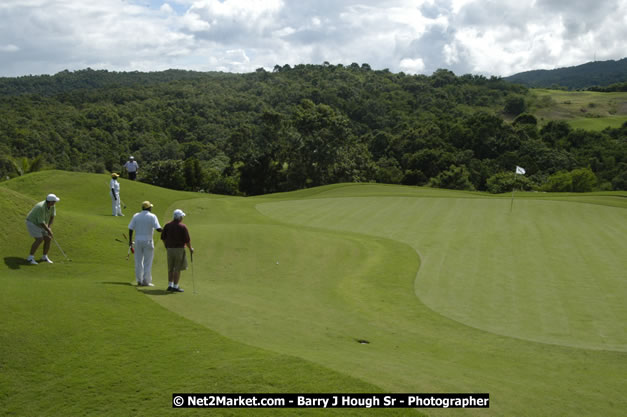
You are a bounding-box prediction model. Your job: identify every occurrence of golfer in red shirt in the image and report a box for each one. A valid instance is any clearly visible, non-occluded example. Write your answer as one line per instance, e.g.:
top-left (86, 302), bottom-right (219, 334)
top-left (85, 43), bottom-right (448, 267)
top-left (161, 209), bottom-right (193, 293)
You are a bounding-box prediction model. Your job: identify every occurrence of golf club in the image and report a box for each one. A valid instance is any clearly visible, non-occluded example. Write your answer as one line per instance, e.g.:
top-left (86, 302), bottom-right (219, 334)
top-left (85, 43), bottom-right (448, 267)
top-left (122, 233), bottom-right (134, 260)
top-left (120, 198), bottom-right (127, 209)
top-left (52, 236), bottom-right (71, 262)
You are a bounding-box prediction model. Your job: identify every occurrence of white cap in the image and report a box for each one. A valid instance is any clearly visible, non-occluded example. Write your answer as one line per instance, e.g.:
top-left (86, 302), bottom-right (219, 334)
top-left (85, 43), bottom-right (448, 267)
top-left (173, 209), bottom-right (186, 219)
top-left (46, 193), bottom-right (60, 202)
top-left (129, 156), bottom-right (134, 160)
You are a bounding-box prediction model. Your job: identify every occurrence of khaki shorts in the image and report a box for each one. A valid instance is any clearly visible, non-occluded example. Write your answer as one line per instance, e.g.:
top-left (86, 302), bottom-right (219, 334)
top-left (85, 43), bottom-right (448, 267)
top-left (167, 248), bottom-right (188, 272)
top-left (26, 220), bottom-right (47, 238)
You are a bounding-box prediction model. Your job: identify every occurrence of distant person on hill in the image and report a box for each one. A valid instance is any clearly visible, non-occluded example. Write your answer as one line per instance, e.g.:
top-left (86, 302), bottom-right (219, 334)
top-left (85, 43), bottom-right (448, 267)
top-left (161, 209), bottom-right (194, 293)
top-left (110, 173), bottom-right (124, 216)
top-left (128, 201), bottom-right (162, 286)
top-left (124, 156), bottom-right (139, 180)
top-left (25, 193), bottom-right (60, 265)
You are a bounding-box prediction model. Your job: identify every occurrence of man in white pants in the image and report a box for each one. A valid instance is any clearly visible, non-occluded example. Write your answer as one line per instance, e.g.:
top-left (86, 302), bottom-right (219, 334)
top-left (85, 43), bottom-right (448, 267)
top-left (128, 201), bottom-right (162, 286)
top-left (109, 173), bottom-right (123, 216)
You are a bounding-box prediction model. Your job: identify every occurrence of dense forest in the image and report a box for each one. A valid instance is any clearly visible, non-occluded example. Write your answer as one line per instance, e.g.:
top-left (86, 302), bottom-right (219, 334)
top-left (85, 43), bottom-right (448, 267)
top-left (1, 65), bottom-right (626, 194)
top-left (504, 58), bottom-right (627, 90)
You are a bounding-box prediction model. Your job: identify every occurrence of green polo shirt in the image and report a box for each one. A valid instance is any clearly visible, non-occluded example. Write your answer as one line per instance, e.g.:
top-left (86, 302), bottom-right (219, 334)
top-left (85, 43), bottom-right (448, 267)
top-left (26, 201), bottom-right (56, 226)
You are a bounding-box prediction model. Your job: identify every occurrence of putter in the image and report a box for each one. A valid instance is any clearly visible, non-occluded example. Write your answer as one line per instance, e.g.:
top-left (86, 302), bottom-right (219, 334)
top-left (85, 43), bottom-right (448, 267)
top-left (120, 198), bottom-right (127, 209)
top-left (52, 236), bottom-right (71, 262)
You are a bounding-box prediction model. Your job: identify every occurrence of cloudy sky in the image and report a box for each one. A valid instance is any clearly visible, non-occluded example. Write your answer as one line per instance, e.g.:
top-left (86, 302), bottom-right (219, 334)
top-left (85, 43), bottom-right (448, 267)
top-left (1, 0), bottom-right (626, 78)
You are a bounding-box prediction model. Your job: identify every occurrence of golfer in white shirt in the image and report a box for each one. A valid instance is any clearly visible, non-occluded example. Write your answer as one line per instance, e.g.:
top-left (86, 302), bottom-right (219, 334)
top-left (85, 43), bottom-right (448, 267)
top-left (124, 156), bottom-right (139, 180)
top-left (109, 173), bottom-right (123, 216)
top-left (128, 201), bottom-right (162, 286)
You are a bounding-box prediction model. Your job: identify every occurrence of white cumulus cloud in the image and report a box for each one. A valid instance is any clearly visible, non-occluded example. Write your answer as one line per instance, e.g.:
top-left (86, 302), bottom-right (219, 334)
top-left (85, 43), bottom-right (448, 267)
top-left (400, 58), bottom-right (425, 74)
top-left (0, 0), bottom-right (625, 77)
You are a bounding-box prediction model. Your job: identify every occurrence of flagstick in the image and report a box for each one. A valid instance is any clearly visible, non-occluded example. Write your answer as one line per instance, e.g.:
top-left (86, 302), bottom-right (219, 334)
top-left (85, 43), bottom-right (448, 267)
top-left (510, 188), bottom-right (515, 212)
top-left (512, 165), bottom-right (525, 212)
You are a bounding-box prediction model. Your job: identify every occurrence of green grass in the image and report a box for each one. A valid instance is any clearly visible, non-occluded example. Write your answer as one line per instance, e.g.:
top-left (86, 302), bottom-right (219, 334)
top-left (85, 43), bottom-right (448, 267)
top-left (567, 116), bottom-right (627, 130)
top-left (0, 172), bottom-right (420, 417)
top-left (2, 172), bottom-right (627, 416)
top-left (257, 193), bottom-right (627, 351)
top-left (529, 88), bottom-right (627, 130)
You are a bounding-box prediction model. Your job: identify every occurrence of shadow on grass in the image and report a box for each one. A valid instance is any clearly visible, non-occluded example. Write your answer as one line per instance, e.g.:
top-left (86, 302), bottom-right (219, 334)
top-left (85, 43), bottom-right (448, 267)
top-left (99, 282), bottom-right (177, 296)
top-left (138, 288), bottom-right (172, 296)
top-left (4, 257), bottom-right (32, 270)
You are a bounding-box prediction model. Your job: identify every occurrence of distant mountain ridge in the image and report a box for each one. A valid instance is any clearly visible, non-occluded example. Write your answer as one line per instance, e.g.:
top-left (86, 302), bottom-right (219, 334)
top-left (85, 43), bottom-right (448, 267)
top-left (504, 58), bottom-right (627, 90)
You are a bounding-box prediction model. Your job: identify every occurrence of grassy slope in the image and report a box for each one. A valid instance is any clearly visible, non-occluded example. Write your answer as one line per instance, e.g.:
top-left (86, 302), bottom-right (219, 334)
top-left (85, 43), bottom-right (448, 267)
top-left (2, 173), bottom-right (626, 416)
top-left (528, 88), bottom-right (627, 130)
top-left (0, 171), bottom-right (420, 417)
top-left (146, 182), bottom-right (626, 417)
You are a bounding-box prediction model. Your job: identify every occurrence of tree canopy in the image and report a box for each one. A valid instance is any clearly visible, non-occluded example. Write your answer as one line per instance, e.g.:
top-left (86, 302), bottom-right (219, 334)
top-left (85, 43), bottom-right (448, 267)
top-left (1, 65), bottom-right (625, 194)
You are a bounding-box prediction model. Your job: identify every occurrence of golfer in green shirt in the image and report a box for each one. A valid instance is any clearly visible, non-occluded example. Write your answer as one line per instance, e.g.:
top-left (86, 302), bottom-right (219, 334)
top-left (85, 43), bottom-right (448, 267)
top-left (25, 194), bottom-right (60, 264)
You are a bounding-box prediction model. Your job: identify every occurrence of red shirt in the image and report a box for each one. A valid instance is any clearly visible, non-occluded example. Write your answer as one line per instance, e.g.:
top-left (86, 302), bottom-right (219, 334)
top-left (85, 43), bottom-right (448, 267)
top-left (161, 221), bottom-right (190, 248)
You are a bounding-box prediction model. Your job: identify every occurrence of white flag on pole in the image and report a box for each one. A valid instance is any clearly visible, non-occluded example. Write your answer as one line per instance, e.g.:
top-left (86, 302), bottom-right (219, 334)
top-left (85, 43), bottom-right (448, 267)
top-left (515, 166), bottom-right (526, 175)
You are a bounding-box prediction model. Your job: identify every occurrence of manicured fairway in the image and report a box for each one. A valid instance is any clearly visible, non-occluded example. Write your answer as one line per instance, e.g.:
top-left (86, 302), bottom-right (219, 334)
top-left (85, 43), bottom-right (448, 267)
top-left (151, 184), bottom-right (627, 416)
top-left (0, 172), bottom-right (420, 417)
top-left (2, 172), bottom-right (626, 417)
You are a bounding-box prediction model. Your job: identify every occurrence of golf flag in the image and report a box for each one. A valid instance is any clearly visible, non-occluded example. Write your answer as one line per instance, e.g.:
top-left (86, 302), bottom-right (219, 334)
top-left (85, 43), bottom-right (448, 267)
top-left (515, 166), bottom-right (526, 175)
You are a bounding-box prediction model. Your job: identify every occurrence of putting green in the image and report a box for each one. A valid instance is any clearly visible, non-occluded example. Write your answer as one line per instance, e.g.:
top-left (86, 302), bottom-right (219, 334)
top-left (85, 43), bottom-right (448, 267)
top-left (257, 195), bottom-right (627, 351)
top-left (146, 185), bottom-right (627, 417)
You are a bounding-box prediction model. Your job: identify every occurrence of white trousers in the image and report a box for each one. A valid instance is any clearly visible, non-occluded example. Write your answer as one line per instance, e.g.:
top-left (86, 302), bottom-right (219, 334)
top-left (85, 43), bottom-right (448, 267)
top-left (111, 192), bottom-right (122, 216)
top-left (134, 240), bottom-right (154, 284)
